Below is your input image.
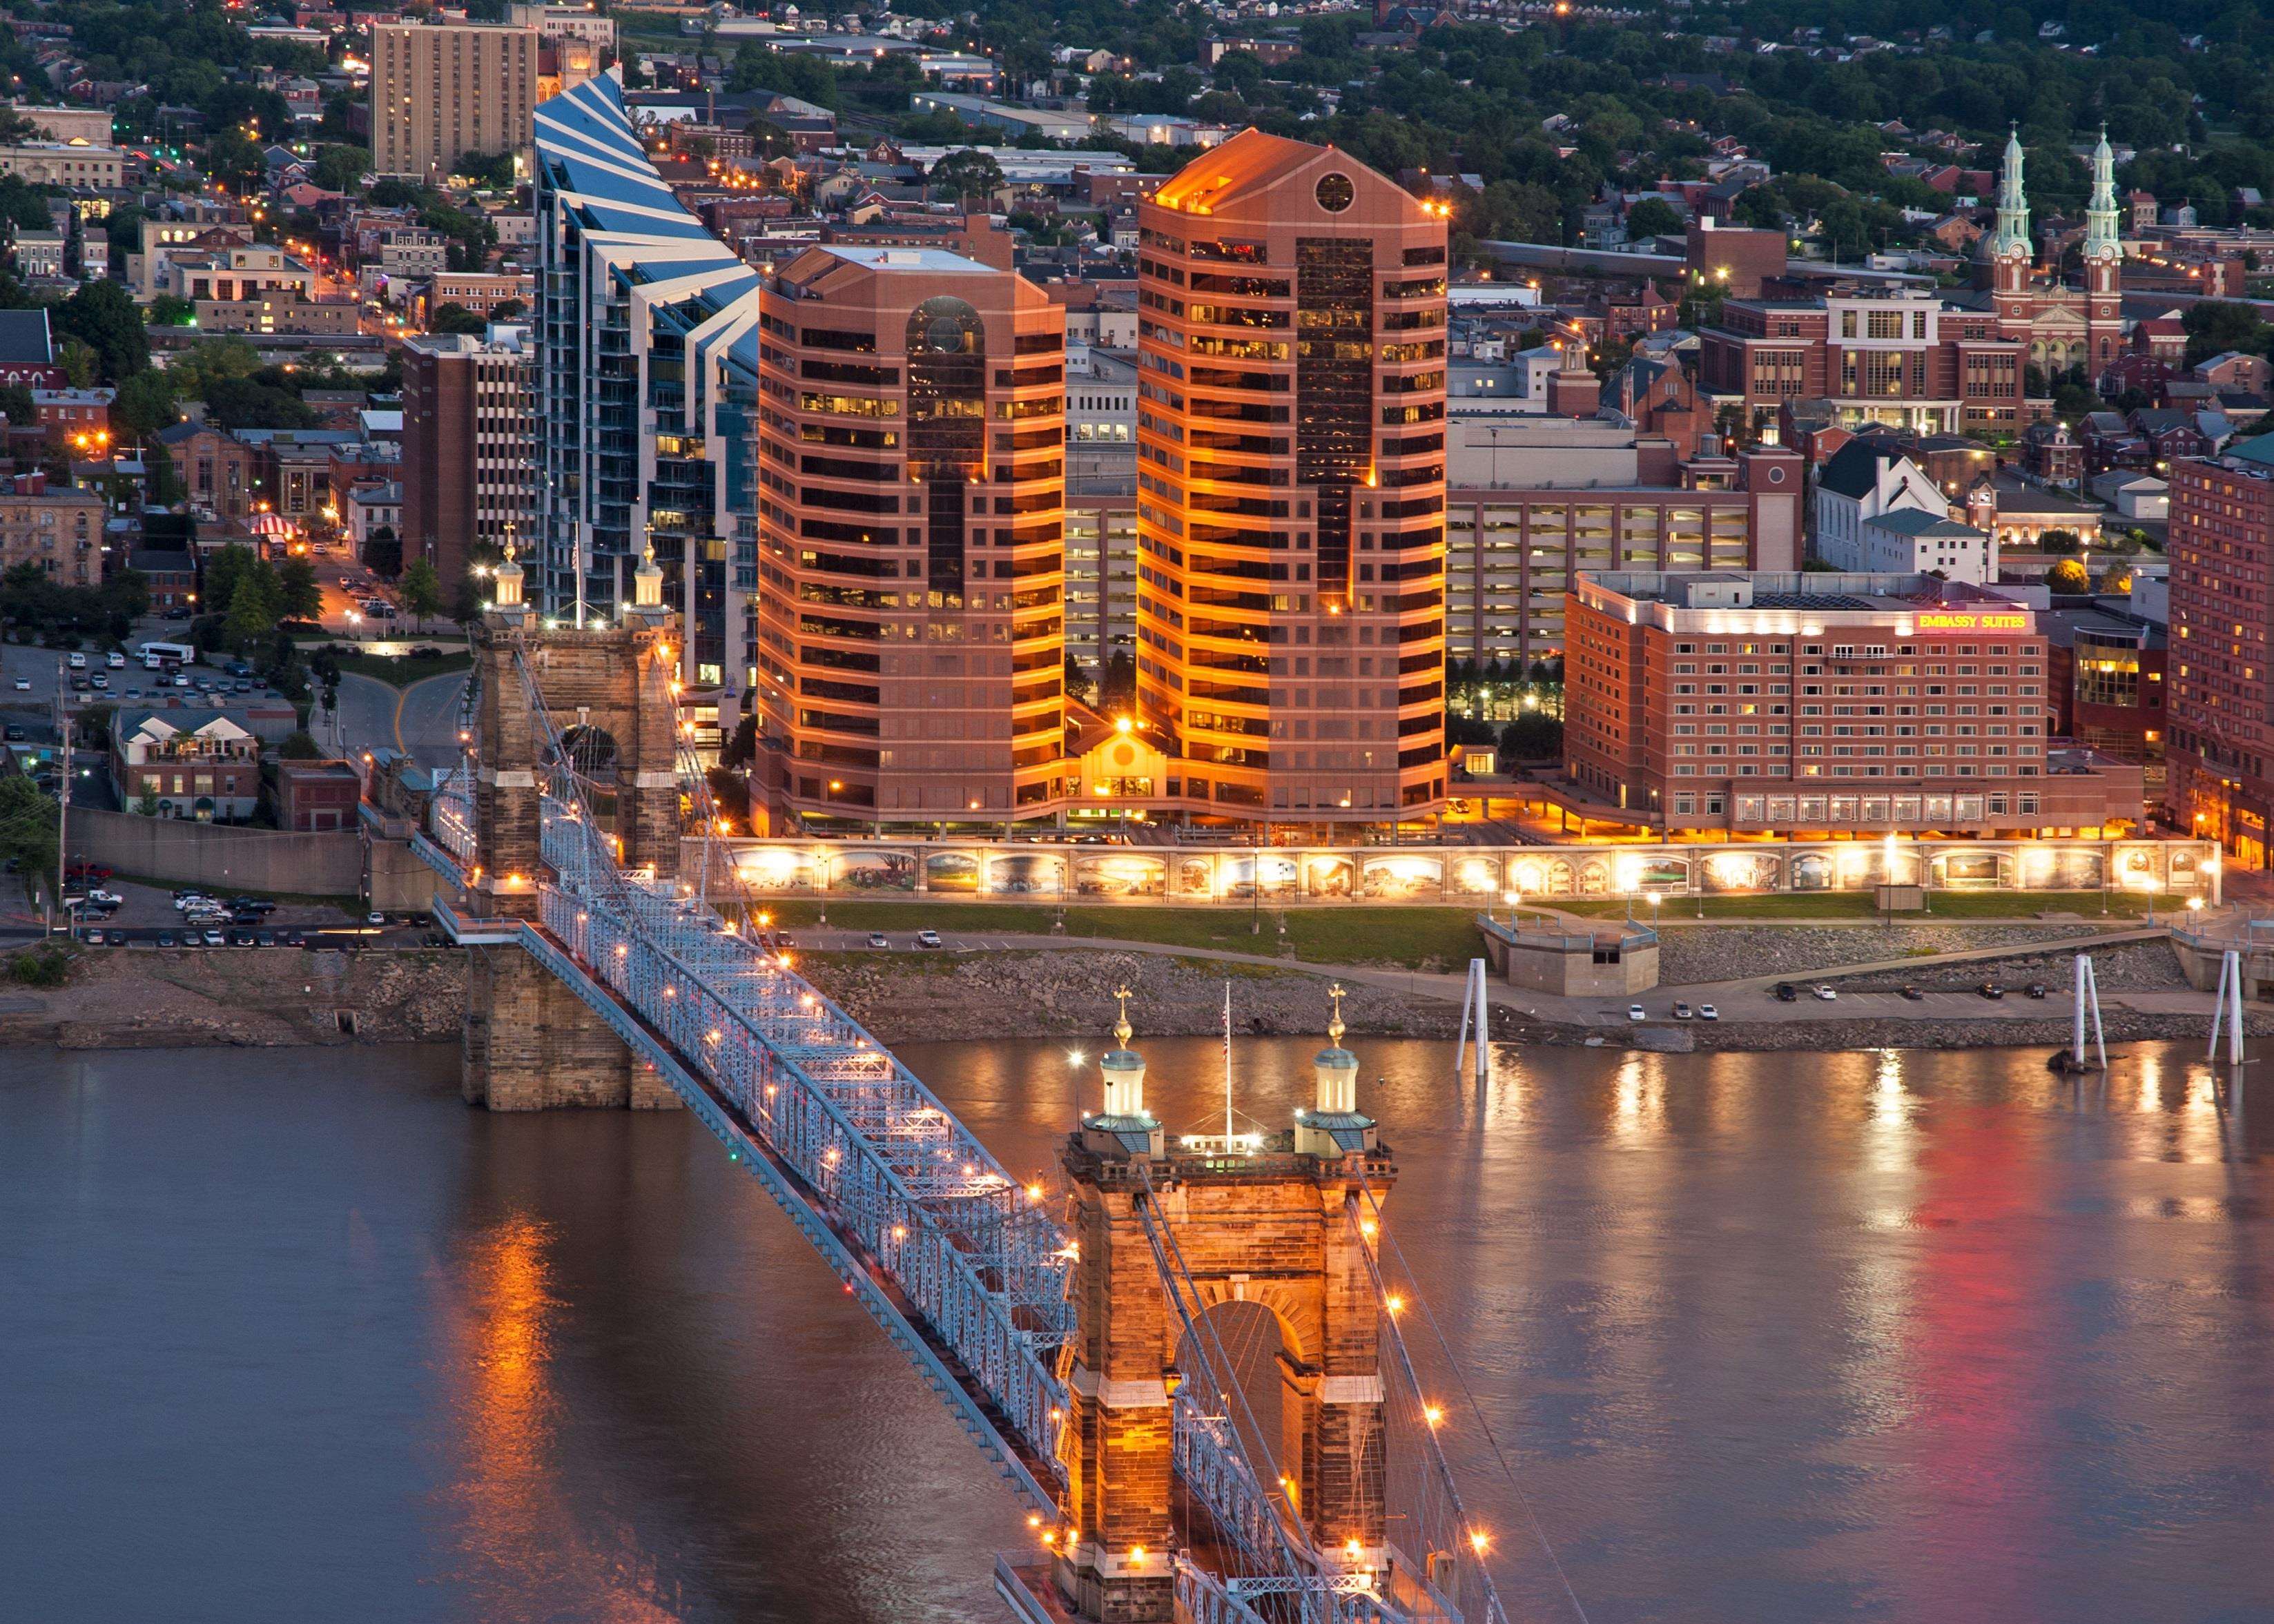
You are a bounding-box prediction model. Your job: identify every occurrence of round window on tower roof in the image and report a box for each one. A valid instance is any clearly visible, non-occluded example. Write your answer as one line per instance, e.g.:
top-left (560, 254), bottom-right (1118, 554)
top-left (1315, 172), bottom-right (1355, 213)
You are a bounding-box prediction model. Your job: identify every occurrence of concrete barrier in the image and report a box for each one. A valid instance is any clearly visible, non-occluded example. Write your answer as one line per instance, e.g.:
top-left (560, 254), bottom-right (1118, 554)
top-left (70, 806), bottom-right (364, 895)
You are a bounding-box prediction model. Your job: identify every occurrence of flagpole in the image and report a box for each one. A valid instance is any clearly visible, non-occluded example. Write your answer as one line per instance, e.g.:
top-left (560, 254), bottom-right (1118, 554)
top-left (1223, 977), bottom-right (1234, 1144)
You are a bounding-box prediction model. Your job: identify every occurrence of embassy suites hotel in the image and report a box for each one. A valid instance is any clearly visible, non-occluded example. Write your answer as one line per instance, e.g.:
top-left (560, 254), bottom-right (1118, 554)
top-left (538, 75), bottom-right (1449, 830)
top-left (1564, 571), bottom-right (2146, 839)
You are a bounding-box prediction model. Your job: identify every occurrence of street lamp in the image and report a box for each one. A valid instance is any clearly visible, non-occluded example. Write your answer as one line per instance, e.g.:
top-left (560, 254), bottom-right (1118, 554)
top-left (2142, 876), bottom-right (2159, 924)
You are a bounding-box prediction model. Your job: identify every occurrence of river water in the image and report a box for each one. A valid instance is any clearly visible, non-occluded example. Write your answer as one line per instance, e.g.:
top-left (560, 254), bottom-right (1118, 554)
top-left (4, 1036), bottom-right (2271, 1623)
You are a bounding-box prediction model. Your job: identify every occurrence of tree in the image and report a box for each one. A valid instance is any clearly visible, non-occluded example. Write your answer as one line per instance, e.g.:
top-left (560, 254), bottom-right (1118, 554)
top-left (450, 150), bottom-right (516, 190)
top-left (1100, 649), bottom-right (1136, 710)
top-left (111, 369), bottom-right (182, 447)
top-left (428, 302), bottom-right (486, 335)
top-left (278, 730), bottom-right (324, 760)
top-left (2181, 300), bottom-right (2271, 366)
top-left (222, 561), bottom-right (282, 650)
top-left (308, 643), bottom-right (342, 719)
top-left (721, 713), bottom-right (759, 770)
top-left (398, 557), bottom-right (443, 629)
top-left (362, 527), bottom-right (402, 580)
top-left (1500, 712), bottom-right (1563, 762)
top-left (489, 299), bottom-right (526, 323)
top-left (0, 773), bottom-right (56, 901)
top-left (1623, 197), bottom-right (1684, 241)
top-left (147, 293), bottom-right (197, 329)
top-left (276, 556), bottom-right (323, 623)
top-left (1065, 652), bottom-right (1096, 706)
top-left (2039, 527), bottom-right (2082, 556)
top-left (2045, 558), bottom-right (2091, 594)
top-left (59, 340), bottom-right (100, 390)
top-left (135, 787), bottom-right (161, 818)
top-left (2095, 561), bottom-right (2136, 595)
top-left (0, 383), bottom-right (33, 427)
top-left (929, 148), bottom-right (1006, 204)
top-left (311, 144), bottom-right (368, 193)
top-left (52, 281), bottom-right (150, 382)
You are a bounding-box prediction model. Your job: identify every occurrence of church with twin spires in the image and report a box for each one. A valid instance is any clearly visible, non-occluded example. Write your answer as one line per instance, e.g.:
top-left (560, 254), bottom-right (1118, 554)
top-left (1974, 126), bottom-right (2126, 376)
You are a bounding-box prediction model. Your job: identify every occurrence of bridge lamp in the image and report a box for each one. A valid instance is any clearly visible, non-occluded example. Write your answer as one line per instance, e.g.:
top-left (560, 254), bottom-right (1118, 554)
top-left (1385, 1293), bottom-right (1403, 1315)
top-left (1468, 1531), bottom-right (1490, 1556)
top-left (1067, 1049), bottom-right (1085, 1066)
top-left (1423, 1405), bottom-right (1444, 1429)
top-left (1025, 1182), bottom-right (1044, 1201)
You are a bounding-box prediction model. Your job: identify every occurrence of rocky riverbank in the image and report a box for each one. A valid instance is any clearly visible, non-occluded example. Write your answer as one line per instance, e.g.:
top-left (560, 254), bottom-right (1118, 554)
top-left (1653, 920), bottom-right (2118, 984)
top-left (0, 946), bottom-right (466, 1050)
top-left (1, 937), bottom-right (2254, 1058)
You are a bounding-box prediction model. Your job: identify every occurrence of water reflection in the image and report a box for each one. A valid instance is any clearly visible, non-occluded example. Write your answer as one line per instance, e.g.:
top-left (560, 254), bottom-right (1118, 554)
top-left (4, 1037), bottom-right (2271, 1623)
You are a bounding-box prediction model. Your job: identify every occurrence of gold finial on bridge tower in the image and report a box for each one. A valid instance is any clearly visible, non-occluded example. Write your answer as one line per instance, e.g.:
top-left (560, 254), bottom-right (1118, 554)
top-left (1327, 981), bottom-right (1347, 1049)
top-left (632, 542), bottom-right (665, 614)
top-left (1112, 983), bottom-right (1134, 1051)
top-left (492, 530), bottom-right (525, 613)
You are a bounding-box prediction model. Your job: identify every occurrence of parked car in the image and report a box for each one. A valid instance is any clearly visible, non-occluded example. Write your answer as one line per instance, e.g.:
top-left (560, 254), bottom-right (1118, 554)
top-left (227, 930), bottom-right (256, 948)
top-left (1811, 985), bottom-right (1838, 1001)
top-left (201, 930), bottom-right (225, 947)
top-left (81, 928), bottom-right (104, 945)
top-left (366, 912), bottom-right (386, 927)
top-left (255, 930), bottom-right (277, 948)
top-left (1626, 1004), bottom-right (1647, 1021)
top-left (1979, 983), bottom-right (2005, 1001)
top-left (1900, 986), bottom-right (1925, 1001)
top-left (866, 932), bottom-right (889, 948)
top-left (1672, 1001), bottom-right (1694, 1019)
top-left (10, 677), bottom-right (26, 691)
top-left (156, 932), bottom-right (176, 948)
top-left (915, 928), bottom-right (944, 948)
top-left (1773, 982), bottom-right (1799, 1003)
top-left (86, 890), bottom-right (122, 907)
top-left (1697, 1004), bottom-right (1719, 1021)
top-left (106, 652), bottom-right (125, 668)
top-left (230, 897), bottom-right (276, 915)
top-left (2025, 983), bottom-right (2049, 999)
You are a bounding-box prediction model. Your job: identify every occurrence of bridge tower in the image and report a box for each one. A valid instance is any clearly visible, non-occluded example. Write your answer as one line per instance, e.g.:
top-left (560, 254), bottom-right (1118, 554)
top-left (1050, 990), bottom-right (1393, 1622)
top-left (459, 548), bottom-right (686, 1111)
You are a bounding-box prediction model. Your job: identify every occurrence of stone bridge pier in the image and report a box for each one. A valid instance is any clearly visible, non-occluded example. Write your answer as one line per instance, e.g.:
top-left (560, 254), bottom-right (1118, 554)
top-left (1044, 1003), bottom-right (1391, 1623)
top-left (458, 556), bottom-right (687, 1111)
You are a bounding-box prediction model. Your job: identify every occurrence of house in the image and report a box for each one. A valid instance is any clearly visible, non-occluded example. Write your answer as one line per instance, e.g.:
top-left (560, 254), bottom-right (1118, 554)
top-left (1856, 506), bottom-right (1997, 580)
top-left (274, 758), bottom-right (363, 831)
top-left (127, 547), bottom-right (198, 610)
top-left (1811, 439), bottom-right (1967, 571)
top-left (2021, 418), bottom-right (2083, 487)
top-left (1963, 472), bottom-right (2103, 550)
top-left (2090, 471), bottom-right (2168, 521)
top-left (0, 306), bottom-right (62, 388)
top-left (2196, 351), bottom-right (2272, 393)
top-left (110, 708), bottom-right (263, 823)
top-left (344, 479), bottom-right (400, 547)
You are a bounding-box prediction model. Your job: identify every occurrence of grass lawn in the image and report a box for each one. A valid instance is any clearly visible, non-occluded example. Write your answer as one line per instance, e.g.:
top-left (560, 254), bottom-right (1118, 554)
top-left (1557, 890), bottom-right (2157, 921)
top-left (763, 899), bottom-right (1486, 969)
top-left (334, 649), bottom-right (473, 687)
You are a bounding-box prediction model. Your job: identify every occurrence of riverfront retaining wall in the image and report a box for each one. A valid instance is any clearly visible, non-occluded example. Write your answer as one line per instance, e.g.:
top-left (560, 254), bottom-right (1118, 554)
top-left (70, 808), bottom-right (365, 895)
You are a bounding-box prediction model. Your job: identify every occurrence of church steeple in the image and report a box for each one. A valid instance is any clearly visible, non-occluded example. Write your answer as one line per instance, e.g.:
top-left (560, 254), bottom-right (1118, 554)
top-left (1991, 125), bottom-right (2032, 260)
top-left (2084, 126), bottom-right (2121, 263)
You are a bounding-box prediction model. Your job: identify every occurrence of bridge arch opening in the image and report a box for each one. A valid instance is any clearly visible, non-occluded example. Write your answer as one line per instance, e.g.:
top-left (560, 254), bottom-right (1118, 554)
top-left (556, 723), bottom-right (621, 782)
top-left (1176, 1298), bottom-right (1307, 1514)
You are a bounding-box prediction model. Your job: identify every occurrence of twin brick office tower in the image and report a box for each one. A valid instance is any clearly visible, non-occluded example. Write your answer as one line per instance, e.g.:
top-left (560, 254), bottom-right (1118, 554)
top-left (535, 76), bottom-right (1449, 832)
top-left (754, 130), bottom-right (1449, 827)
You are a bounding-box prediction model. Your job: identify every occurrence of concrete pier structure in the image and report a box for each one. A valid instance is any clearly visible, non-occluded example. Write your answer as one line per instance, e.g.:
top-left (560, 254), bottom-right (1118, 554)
top-left (459, 554), bottom-right (687, 1109)
top-left (1047, 995), bottom-right (1392, 1621)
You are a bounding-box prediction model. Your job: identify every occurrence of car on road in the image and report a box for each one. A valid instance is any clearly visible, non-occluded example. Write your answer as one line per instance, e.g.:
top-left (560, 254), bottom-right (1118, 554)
top-left (866, 932), bottom-right (889, 948)
top-left (106, 652), bottom-right (124, 668)
top-left (1900, 986), bottom-right (1925, 1001)
top-left (86, 890), bottom-right (123, 907)
top-left (10, 677), bottom-right (27, 691)
top-left (1673, 1001), bottom-right (1694, 1019)
top-left (1773, 982), bottom-right (1799, 1002)
top-left (366, 912), bottom-right (386, 927)
top-left (1979, 983), bottom-right (2005, 1000)
top-left (1811, 984), bottom-right (1838, 1001)
top-left (81, 928), bottom-right (105, 945)
top-left (1698, 1004), bottom-right (1719, 1021)
top-left (201, 929), bottom-right (225, 947)
top-left (1626, 1004), bottom-right (1647, 1021)
top-left (2025, 983), bottom-right (2049, 999)
top-left (66, 652), bottom-right (86, 669)
top-left (3, 725), bottom-right (19, 742)
top-left (915, 928), bottom-right (944, 948)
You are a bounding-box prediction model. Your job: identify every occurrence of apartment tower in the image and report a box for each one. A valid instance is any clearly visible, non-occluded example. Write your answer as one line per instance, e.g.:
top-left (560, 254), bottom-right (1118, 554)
top-left (752, 244), bottom-right (1068, 823)
top-left (371, 21), bottom-right (539, 183)
top-left (401, 326), bottom-right (540, 594)
top-left (1134, 130), bottom-right (1448, 821)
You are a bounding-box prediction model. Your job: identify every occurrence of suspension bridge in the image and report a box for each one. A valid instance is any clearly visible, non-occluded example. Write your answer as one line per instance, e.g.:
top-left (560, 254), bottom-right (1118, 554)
top-left (411, 560), bottom-right (1522, 1624)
